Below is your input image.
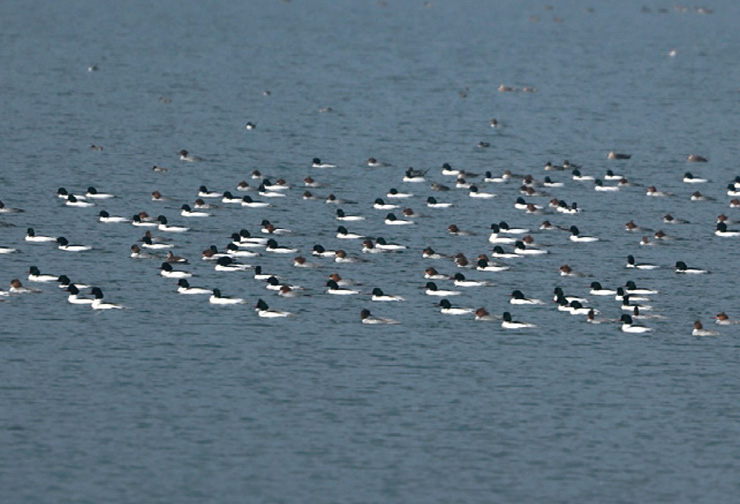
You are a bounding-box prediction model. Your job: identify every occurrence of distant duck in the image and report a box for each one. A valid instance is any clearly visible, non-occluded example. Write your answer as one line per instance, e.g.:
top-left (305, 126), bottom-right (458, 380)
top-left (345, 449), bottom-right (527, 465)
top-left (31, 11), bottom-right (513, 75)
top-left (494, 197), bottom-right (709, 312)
top-left (692, 320), bottom-right (719, 336)
top-left (571, 169), bottom-right (594, 181)
top-left (157, 215), bottom-right (189, 233)
top-left (241, 195), bottom-right (272, 208)
top-left (198, 186), bottom-right (222, 198)
top-left (559, 264), bottom-right (591, 277)
top-left (552, 287), bottom-right (588, 304)
top-left (25, 228), bottom-right (56, 242)
top-left (425, 282), bottom-right (460, 297)
top-left (426, 197), bottom-right (453, 208)
top-left (336, 208), bottom-right (365, 221)
top-left (0, 200), bottom-right (24, 213)
top-left (360, 309), bottom-right (400, 325)
top-left (509, 289), bottom-right (544, 305)
top-left (387, 188), bottom-right (413, 199)
top-left (626, 255), bottom-right (659, 270)
top-left (160, 262), bottom-right (192, 279)
top-left (373, 198), bottom-right (399, 210)
top-left (179, 149), bottom-right (203, 162)
top-left (402, 167), bottom-right (426, 183)
top-left (438, 299), bottom-right (474, 315)
top-left (604, 169), bottom-right (623, 181)
top-left (370, 288), bottom-right (405, 302)
top-left (326, 280), bottom-right (360, 295)
top-left (501, 311), bottom-right (537, 329)
top-left (424, 267), bottom-right (449, 280)
top-left (452, 273), bottom-right (492, 288)
top-left (8, 279), bottom-right (41, 294)
top-left (165, 251), bottom-right (189, 264)
top-left (236, 180), bottom-right (253, 191)
top-left (569, 226), bottom-right (599, 242)
top-left (177, 279), bottom-right (212, 295)
top-left (384, 213), bottom-right (414, 225)
top-left (715, 222), bottom-right (740, 237)
top-left (88, 287), bottom-right (124, 310)
top-left (690, 191), bottom-right (713, 201)
top-left (607, 151), bottom-right (631, 160)
top-left (336, 226), bottom-right (364, 240)
top-left (663, 214), bottom-right (689, 224)
top-left (476, 258), bottom-right (510, 272)
top-left (209, 289), bottom-right (246, 305)
top-left (27, 266), bottom-right (58, 283)
top-left (619, 314), bottom-right (652, 333)
top-left (594, 179), bottom-right (619, 191)
top-left (468, 185), bottom-right (496, 198)
top-left (85, 186), bottom-right (114, 199)
top-left (715, 312), bottom-right (740, 325)
top-left (421, 247), bottom-right (447, 259)
top-left (474, 307), bottom-right (498, 321)
top-left (66, 285), bottom-right (94, 305)
top-left (646, 186), bottom-right (671, 197)
top-left (375, 237), bottom-right (406, 251)
top-left (367, 157), bottom-right (391, 167)
top-left (683, 172), bottom-right (708, 183)
top-left (222, 191), bottom-right (243, 204)
top-left (65, 194), bottom-right (95, 208)
top-left (312, 157), bottom-right (336, 168)
top-left (180, 204), bottom-right (211, 217)
top-left (674, 261), bottom-right (708, 274)
top-left (542, 176), bottom-right (563, 188)
top-left (57, 237), bottom-right (92, 252)
top-left (99, 210), bottom-right (129, 223)
top-left (589, 282), bottom-right (616, 296)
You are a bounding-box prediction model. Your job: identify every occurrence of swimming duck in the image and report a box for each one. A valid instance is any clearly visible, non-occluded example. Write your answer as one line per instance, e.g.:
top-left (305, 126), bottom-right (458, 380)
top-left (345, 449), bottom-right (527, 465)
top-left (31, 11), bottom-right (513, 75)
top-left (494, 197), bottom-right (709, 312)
top-left (370, 288), bottom-right (405, 302)
top-left (66, 285), bottom-right (94, 305)
top-left (619, 314), bottom-right (652, 333)
top-left (692, 320), bottom-right (719, 336)
top-left (57, 237), bottom-right (92, 252)
top-left (90, 287), bottom-right (124, 310)
top-left (501, 311), bottom-right (537, 329)
top-left (675, 261), bottom-right (708, 274)
top-left (424, 282), bottom-right (460, 297)
top-left (360, 309), bottom-right (399, 324)
top-left (28, 266), bottom-right (58, 283)
top-left (98, 210), bottom-right (129, 223)
top-left (177, 279), bottom-right (212, 295)
top-left (626, 255), bottom-right (659, 270)
top-left (209, 289), bottom-right (246, 305)
top-left (25, 228), bottom-right (57, 243)
top-left (326, 279), bottom-right (360, 295)
top-left (438, 299), bottom-right (474, 315)
top-left (510, 289), bottom-right (544, 305)
top-left (160, 262), bottom-right (193, 278)
top-left (569, 226), bottom-right (599, 242)
top-left (179, 149), bottom-right (204, 162)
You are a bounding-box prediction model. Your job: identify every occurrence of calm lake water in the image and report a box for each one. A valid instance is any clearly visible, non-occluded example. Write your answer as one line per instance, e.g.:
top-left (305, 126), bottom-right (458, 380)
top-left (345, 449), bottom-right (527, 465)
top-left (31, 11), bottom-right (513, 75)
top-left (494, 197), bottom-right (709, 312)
top-left (2, 1), bottom-right (740, 502)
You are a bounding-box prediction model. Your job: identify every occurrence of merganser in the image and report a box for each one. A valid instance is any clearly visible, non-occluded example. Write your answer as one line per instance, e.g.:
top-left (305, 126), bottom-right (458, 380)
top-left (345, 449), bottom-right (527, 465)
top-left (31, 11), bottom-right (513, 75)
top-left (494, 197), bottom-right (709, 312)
top-left (90, 287), bottom-right (124, 310)
top-left (620, 314), bottom-right (652, 333)
top-left (501, 311), bottom-right (537, 329)
top-left (360, 309), bottom-right (399, 324)
top-left (209, 289), bottom-right (247, 305)
top-left (692, 320), bottom-right (719, 336)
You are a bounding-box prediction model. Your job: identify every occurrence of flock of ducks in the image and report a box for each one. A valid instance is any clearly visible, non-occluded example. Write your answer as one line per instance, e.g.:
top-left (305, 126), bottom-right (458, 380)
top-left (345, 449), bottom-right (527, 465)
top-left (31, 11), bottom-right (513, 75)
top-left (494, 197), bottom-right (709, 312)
top-left (1, 144), bottom-right (737, 335)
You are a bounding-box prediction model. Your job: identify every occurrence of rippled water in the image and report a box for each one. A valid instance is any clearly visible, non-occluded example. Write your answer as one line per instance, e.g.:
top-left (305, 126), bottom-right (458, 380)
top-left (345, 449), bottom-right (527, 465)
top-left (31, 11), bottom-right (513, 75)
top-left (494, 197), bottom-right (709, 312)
top-left (2, 1), bottom-right (740, 502)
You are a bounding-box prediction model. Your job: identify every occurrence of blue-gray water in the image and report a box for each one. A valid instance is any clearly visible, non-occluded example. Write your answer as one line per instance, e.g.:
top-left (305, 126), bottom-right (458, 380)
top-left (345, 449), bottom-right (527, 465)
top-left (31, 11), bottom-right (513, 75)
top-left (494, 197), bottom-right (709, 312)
top-left (2, 1), bottom-right (740, 502)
